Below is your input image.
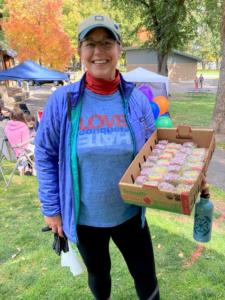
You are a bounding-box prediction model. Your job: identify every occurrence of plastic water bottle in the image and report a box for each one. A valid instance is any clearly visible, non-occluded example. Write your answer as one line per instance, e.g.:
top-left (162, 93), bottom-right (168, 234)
top-left (193, 189), bottom-right (214, 243)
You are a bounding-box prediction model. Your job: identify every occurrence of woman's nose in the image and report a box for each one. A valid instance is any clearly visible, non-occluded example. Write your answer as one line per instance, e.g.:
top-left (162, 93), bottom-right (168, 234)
top-left (93, 43), bottom-right (105, 54)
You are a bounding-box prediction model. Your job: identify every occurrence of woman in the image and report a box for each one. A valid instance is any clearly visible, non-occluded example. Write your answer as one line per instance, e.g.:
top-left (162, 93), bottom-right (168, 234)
top-left (35, 15), bottom-right (159, 300)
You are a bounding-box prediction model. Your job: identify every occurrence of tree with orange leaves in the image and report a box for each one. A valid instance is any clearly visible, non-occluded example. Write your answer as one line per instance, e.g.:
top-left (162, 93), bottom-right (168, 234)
top-left (2, 0), bottom-right (74, 71)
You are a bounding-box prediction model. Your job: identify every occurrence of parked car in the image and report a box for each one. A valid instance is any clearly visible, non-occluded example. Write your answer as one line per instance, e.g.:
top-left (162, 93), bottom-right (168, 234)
top-left (29, 80), bottom-right (64, 86)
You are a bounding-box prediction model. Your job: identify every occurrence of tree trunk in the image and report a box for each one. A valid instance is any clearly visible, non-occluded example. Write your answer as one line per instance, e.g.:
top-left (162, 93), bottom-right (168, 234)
top-left (212, 0), bottom-right (225, 133)
top-left (157, 52), bottom-right (168, 76)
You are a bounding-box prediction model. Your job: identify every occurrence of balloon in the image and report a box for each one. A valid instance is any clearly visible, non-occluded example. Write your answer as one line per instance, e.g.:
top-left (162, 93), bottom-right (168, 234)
top-left (138, 85), bottom-right (154, 102)
top-left (153, 96), bottom-right (169, 115)
top-left (160, 112), bottom-right (170, 117)
top-left (150, 101), bottom-right (160, 120)
top-left (155, 116), bottom-right (174, 128)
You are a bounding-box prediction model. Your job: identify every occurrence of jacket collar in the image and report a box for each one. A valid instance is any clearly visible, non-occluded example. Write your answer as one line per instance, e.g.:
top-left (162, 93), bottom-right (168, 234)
top-left (67, 72), bottom-right (136, 116)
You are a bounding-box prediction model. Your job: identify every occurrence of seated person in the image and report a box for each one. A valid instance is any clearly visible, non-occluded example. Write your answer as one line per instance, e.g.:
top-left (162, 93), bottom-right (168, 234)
top-left (4, 107), bottom-right (34, 175)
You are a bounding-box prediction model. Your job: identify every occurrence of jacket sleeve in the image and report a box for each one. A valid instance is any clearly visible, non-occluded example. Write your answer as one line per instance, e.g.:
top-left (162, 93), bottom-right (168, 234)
top-left (138, 90), bottom-right (156, 140)
top-left (35, 91), bottom-right (62, 217)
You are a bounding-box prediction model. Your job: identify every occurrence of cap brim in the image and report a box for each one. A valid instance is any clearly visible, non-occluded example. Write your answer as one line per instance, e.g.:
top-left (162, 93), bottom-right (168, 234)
top-left (79, 25), bottom-right (120, 41)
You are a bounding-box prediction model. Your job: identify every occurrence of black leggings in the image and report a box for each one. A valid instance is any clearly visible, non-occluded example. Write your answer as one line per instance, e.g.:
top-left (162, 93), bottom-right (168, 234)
top-left (77, 214), bottom-right (159, 300)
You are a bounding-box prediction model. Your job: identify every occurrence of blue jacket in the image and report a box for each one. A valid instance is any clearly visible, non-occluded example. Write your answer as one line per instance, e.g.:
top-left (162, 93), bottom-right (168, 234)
top-left (35, 74), bottom-right (155, 243)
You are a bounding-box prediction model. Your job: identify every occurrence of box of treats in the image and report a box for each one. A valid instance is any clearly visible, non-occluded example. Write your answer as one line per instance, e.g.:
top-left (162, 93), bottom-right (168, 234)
top-left (119, 126), bottom-right (215, 215)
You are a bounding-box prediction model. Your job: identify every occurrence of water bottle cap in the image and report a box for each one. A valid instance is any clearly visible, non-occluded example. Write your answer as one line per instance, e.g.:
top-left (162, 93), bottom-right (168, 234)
top-left (200, 190), bottom-right (210, 199)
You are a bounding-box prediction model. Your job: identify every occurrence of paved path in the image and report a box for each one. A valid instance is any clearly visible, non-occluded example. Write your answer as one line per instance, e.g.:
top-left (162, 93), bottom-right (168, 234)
top-left (169, 78), bottom-right (218, 95)
top-left (19, 83), bottom-right (225, 191)
top-left (207, 148), bottom-right (225, 190)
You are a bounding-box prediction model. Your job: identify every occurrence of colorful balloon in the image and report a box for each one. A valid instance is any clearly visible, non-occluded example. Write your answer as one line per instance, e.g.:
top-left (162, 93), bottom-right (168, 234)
top-left (150, 101), bottom-right (160, 120)
top-left (138, 85), bottom-right (154, 102)
top-left (153, 96), bottom-right (169, 115)
top-left (155, 116), bottom-right (174, 128)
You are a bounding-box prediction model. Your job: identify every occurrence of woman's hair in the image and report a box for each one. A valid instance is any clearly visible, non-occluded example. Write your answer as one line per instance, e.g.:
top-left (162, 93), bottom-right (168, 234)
top-left (24, 113), bottom-right (35, 123)
top-left (24, 113), bottom-right (36, 128)
top-left (10, 107), bottom-right (26, 123)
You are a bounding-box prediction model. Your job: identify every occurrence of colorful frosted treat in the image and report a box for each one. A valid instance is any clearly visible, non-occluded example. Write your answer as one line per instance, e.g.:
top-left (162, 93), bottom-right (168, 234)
top-left (192, 148), bottom-right (207, 157)
top-left (174, 153), bottom-right (188, 160)
top-left (179, 147), bottom-right (193, 155)
top-left (147, 155), bottom-right (158, 163)
top-left (163, 172), bottom-right (180, 185)
top-left (182, 161), bottom-right (204, 171)
top-left (140, 167), bottom-right (154, 176)
top-left (158, 182), bottom-right (176, 192)
top-left (141, 161), bottom-right (155, 169)
top-left (164, 148), bottom-right (178, 155)
top-left (158, 140), bottom-right (168, 145)
top-left (187, 155), bottom-right (205, 163)
top-left (168, 164), bottom-right (182, 173)
top-left (182, 142), bottom-right (196, 148)
top-left (144, 180), bottom-right (160, 187)
top-left (152, 166), bottom-right (168, 175)
top-left (135, 175), bottom-right (147, 186)
top-left (178, 177), bottom-right (196, 185)
top-left (182, 170), bottom-right (200, 179)
top-left (155, 143), bottom-right (167, 150)
top-left (170, 157), bottom-right (184, 166)
top-left (166, 143), bottom-right (182, 150)
top-left (148, 174), bottom-right (163, 182)
top-left (176, 184), bottom-right (192, 193)
top-left (159, 153), bottom-right (174, 160)
top-left (156, 159), bottom-right (170, 167)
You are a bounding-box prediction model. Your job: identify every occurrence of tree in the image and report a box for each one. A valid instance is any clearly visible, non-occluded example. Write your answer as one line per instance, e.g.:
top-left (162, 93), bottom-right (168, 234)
top-left (62, 0), bottom-right (141, 67)
top-left (109, 0), bottom-right (198, 75)
top-left (212, 0), bottom-right (225, 133)
top-left (2, 0), bottom-right (74, 70)
top-left (186, 0), bottom-right (223, 69)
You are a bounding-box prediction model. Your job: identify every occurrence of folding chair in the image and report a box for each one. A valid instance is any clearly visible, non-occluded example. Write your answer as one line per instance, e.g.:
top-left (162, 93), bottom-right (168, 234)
top-left (0, 126), bottom-right (34, 189)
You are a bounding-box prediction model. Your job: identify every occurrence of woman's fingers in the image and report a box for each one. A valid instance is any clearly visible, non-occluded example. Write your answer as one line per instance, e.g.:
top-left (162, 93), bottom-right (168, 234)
top-left (44, 215), bottom-right (64, 237)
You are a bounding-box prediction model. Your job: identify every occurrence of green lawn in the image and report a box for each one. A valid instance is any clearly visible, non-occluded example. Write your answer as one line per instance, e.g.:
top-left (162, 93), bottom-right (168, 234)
top-left (0, 94), bottom-right (225, 300)
top-left (169, 93), bottom-right (215, 128)
top-left (197, 70), bottom-right (219, 79)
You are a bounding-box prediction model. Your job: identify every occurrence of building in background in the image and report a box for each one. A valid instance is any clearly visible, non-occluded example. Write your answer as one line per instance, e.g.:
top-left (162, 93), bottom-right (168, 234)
top-left (125, 47), bottom-right (201, 81)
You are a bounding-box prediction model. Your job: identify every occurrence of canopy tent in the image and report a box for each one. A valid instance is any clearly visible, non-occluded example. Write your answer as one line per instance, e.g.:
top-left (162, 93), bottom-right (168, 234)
top-left (0, 60), bottom-right (68, 81)
top-left (123, 67), bottom-right (169, 96)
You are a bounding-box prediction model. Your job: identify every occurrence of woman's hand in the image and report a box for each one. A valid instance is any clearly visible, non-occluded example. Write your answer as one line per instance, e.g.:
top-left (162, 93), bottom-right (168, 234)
top-left (44, 215), bottom-right (64, 237)
top-left (200, 175), bottom-right (208, 193)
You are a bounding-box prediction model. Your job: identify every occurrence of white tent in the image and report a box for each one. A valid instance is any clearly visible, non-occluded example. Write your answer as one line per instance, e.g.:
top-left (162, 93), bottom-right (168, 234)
top-left (123, 67), bottom-right (169, 96)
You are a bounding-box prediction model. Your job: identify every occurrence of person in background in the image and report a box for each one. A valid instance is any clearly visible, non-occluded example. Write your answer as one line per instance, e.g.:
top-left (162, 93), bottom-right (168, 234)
top-left (194, 75), bottom-right (199, 90)
top-left (35, 15), bottom-right (159, 300)
top-left (199, 74), bottom-right (204, 88)
top-left (4, 106), bottom-right (34, 175)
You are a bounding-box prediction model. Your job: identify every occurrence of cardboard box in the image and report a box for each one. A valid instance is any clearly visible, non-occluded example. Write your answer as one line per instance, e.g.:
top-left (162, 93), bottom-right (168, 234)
top-left (119, 126), bottom-right (215, 215)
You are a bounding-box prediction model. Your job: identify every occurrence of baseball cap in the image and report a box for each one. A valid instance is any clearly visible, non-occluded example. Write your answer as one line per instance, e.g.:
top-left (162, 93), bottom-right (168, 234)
top-left (78, 15), bottom-right (121, 42)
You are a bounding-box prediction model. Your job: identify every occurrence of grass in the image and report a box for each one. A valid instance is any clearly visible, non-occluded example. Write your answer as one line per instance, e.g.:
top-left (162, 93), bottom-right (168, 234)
top-left (169, 93), bottom-right (215, 128)
top-left (0, 94), bottom-right (225, 299)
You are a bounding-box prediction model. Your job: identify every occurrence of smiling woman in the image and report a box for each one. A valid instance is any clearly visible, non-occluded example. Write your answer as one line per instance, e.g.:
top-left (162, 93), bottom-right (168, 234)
top-left (78, 27), bottom-right (121, 81)
top-left (35, 15), bottom-right (159, 300)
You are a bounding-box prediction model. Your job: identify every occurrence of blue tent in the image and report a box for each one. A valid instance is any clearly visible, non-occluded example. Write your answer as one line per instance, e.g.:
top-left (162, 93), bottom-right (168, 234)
top-left (0, 60), bottom-right (68, 81)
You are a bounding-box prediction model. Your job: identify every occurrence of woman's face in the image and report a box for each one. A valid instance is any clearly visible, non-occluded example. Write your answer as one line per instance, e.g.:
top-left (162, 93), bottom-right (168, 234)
top-left (79, 28), bottom-right (121, 80)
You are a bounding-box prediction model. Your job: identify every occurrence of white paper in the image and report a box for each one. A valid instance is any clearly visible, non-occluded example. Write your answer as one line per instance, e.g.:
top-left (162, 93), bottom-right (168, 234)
top-left (61, 241), bottom-right (86, 276)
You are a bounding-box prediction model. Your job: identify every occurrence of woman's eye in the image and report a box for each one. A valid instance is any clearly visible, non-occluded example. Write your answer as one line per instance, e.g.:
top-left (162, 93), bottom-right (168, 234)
top-left (104, 41), bottom-right (113, 47)
top-left (87, 42), bottom-right (95, 47)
